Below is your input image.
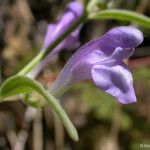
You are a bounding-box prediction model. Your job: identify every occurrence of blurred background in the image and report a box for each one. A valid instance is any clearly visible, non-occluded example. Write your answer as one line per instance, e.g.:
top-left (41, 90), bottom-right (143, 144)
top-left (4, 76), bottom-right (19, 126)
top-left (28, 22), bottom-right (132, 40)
top-left (0, 0), bottom-right (150, 150)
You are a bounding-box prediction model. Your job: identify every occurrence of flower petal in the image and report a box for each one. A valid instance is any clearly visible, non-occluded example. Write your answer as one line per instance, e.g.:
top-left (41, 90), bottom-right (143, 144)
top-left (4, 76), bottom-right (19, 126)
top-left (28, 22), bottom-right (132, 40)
top-left (67, 1), bottom-right (84, 17)
top-left (47, 2), bottom-right (83, 45)
top-left (52, 25), bottom-right (82, 53)
top-left (111, 47), bottom-right (135, 60)
top-left (91, 61), bottom-right (136, 104)
top-left (42, 2), bottom-right (83, 50)
top-left (43, 23), bottom-right (57, 49)
top-left (98, 26), bottom-right (143, 56)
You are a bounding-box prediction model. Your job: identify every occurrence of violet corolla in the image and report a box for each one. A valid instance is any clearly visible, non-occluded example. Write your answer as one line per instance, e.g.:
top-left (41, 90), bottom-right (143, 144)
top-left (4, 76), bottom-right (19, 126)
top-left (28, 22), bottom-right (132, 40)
top-left (50, 26), bottom-right (143, 104)
top-left (28, 2), bottom-right (83, 78)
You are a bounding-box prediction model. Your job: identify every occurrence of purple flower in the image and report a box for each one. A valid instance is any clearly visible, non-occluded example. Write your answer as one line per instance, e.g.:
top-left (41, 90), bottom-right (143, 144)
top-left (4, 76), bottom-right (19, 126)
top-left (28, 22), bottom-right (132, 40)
top-left (28, 2), bottom-right (83, 78)
top-left (43, 2), bottom-right (83, 50)
top-left (50, 26), bottom-right (143, 104)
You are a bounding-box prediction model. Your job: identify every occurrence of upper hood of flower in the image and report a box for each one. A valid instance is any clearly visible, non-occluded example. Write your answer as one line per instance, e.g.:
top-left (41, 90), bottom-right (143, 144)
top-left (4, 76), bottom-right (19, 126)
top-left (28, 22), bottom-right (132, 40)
top-left (98, 26), bottom-right (143, 54)
top-left (67, 1), bottom-right (84, 17)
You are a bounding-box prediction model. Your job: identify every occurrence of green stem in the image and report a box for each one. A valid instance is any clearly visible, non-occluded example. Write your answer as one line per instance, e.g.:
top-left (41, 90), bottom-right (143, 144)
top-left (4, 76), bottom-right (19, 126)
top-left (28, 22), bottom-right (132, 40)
top-left (42, 88), bottom-right (79, 141)
top-left (89, 9), bottom-right (150, 28)
top-left (0, 75), bottom-right (78, 141)
top-left (18, 14), bottom-right (87, 76)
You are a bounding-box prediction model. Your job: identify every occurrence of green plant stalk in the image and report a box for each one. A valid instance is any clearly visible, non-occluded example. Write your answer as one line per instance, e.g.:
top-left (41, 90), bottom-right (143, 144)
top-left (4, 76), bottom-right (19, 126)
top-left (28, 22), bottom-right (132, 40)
top-left (18, 14), bottom-right (86, 76)
top-left (0, 75), bottom-right (78, 141)
top-left (89, 9), bottom-right (150, 28)
top-left (35, 82), bottom-right (79, 141)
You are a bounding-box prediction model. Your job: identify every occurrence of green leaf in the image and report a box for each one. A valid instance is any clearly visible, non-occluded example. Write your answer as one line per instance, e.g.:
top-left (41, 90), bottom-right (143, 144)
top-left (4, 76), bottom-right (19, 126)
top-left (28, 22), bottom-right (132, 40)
top-left (89, 9), bottom-right (150, 29)
top-left (0, 76), bottom-right (33, 99)
top-left (0, 75), bottom-right (78, 141)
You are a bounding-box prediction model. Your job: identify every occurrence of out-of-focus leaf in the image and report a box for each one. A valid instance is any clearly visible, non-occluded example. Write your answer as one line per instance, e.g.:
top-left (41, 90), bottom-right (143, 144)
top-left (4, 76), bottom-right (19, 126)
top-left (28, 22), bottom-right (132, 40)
top-left (133, 67), bottom-right (150, 81)
top-left (89, 9), bottom-right (150, 29)
top-left (120, 111), bottom-right (132, 130)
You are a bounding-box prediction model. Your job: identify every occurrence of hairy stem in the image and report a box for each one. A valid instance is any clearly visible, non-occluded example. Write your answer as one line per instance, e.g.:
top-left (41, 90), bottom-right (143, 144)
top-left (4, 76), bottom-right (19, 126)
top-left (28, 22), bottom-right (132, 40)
top-left (18, 13), bottom-right (86, 76)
